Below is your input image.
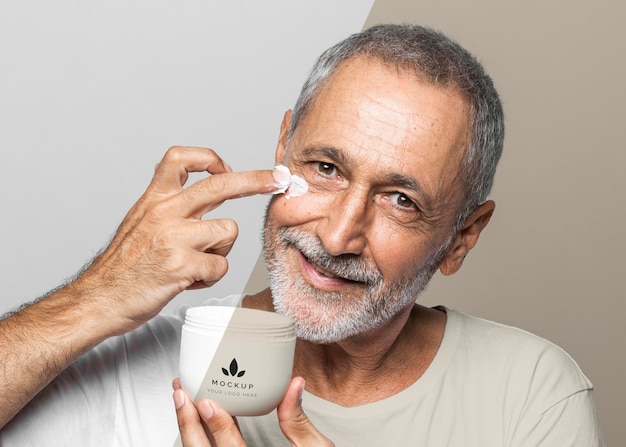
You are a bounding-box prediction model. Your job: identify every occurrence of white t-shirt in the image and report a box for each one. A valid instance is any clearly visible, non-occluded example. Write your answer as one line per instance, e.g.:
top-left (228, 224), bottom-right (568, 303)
top-left (0, 297), bottom-right (604, 446)
top-left (240, 308), bottom-right (603, 446)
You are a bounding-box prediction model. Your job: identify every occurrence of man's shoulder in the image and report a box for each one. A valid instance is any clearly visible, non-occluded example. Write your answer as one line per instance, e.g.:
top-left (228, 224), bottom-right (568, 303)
top-left (446, 308), bottom-right (579, 360)
top-left (443, 307), bottom-right (593, 394)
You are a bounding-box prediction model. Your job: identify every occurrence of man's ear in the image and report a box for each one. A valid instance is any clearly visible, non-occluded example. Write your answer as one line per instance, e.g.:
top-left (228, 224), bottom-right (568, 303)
top-left (438, 200), bottom-right (495, 276)
top-left (275, 110), bottom-right (292, 164)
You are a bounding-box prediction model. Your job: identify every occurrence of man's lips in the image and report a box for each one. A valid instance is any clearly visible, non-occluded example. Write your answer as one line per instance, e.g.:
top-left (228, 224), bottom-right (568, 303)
top-left (309, 259), bottom-right (341, 279)
top-left (297, 251), bottom-right (363, 290)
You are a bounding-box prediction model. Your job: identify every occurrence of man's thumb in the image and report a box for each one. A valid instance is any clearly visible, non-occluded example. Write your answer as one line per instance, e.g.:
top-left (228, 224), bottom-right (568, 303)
top-left (277, 377), bottom-right (334, 447)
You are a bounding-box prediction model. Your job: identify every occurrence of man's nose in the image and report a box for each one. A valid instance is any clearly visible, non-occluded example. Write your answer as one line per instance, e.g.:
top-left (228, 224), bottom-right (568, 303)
top-left (316, 188), bottom-right (370, 257)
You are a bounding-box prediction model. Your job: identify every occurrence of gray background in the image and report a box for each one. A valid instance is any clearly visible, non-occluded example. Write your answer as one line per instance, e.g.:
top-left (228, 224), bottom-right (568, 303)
top-left (0, 0), bottom-right (373, 314)
top-left (1, 1), bottom-right (622, 445)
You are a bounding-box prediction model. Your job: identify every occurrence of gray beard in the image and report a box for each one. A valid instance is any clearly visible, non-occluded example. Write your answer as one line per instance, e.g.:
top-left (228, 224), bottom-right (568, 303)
top-left (263, 219), bottom-right (451, 344)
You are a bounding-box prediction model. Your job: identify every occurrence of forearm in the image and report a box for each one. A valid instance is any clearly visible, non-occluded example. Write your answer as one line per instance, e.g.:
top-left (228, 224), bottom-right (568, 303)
top-left (0, 281), bottom-right (111, 429)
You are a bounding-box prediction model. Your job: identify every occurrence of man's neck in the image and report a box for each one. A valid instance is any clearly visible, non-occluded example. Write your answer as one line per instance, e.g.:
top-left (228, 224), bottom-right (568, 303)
top-left (242, 288), bottom-right (446, 407)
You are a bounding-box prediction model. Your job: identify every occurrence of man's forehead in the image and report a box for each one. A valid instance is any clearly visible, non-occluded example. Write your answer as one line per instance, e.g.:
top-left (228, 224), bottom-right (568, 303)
top-left (297, 58), bottom-right (470, 161)
top-left (310, 56), bottom-right (471, 138)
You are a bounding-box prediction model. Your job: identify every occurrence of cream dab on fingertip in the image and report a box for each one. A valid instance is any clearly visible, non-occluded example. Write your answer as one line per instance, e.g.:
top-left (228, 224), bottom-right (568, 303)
top-left (272, 165), bottom-right (308, 198)
top-left (272, 165), bottom-right (292, 194)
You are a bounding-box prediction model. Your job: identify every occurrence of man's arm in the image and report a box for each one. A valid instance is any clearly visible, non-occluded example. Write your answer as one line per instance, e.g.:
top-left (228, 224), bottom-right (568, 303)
top-left (0, 146), bottom-right (283, 428)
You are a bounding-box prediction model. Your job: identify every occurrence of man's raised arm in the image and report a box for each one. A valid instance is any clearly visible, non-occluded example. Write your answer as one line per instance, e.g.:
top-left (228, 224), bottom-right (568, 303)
top-left (0, 146), bottom-right (285, 428)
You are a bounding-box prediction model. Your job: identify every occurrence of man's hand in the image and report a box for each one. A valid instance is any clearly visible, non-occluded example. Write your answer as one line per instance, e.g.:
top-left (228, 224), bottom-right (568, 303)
top-left (173, 377), bottom-right (334, 447)
top-left (75, 146), bottom-right (281, 335)
top-left (0, 146), bottom-right (282, 428)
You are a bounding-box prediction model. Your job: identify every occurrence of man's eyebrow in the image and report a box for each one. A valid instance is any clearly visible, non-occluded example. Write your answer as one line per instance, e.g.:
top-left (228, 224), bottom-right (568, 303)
top-left (301, 146), bottom-right (350, 166)
top-left (384, 172), bottom-right (433, 205)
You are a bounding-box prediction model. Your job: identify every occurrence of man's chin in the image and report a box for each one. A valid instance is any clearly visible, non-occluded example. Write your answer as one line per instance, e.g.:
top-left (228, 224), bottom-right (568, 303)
top-left (273, 297), bottom-right (373, 344)
top-left (292, 323), bottom-right (353, 345)
top-left (272, 295), bottom-right (343, 343)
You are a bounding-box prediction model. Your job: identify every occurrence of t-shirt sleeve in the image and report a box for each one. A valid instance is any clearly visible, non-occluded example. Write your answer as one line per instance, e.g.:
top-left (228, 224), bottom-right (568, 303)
top-left (0, 312), bottom-right (184, 447)
top-left (0, 335), bottom-right (120, 446)
top-left (511, 389), bottom-right (604, 446)
top-left (506, 338), bottom-right (605, 447)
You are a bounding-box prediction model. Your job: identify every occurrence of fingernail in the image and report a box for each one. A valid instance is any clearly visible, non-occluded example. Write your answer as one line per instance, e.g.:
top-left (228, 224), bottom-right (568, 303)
top-left (298, 380), bottom-right (305, 402)
top-left (223, 161), bottom-right (234, 173)
top-left (272, 165), bottom-right (292, 194)
top-left (198, 400), bottom-right (215, 419)
top-left (173, 389), bottom-right (186, 410)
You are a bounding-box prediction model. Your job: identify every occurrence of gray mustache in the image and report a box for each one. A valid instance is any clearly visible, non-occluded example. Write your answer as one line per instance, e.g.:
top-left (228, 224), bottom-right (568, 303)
top-left (278, 227), bottom-right (383, 286)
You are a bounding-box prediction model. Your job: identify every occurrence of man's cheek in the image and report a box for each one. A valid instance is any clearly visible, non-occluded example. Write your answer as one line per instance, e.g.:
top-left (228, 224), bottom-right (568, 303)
top-left (270, 194), bottom-right (325, 226)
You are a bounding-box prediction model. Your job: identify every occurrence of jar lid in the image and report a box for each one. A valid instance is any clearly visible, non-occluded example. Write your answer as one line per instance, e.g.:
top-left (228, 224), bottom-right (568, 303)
top-left (184, 306), bottom-right (295, 340)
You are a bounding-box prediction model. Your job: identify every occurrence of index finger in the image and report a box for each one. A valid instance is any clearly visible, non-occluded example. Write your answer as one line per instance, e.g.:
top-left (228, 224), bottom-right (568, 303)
top-left (174, 169), bottom-right (285, 217)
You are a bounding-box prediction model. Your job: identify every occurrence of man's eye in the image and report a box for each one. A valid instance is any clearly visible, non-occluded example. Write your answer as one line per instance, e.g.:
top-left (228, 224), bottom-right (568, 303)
top-left (316, 162), bottom-right (338, 176)
top-left (390, 192), bottom-right (417, 210)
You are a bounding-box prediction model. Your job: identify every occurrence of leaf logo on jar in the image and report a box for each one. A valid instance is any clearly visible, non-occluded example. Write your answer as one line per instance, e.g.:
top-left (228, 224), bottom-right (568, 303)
top-left (222, 358), bottom-right (246, 378)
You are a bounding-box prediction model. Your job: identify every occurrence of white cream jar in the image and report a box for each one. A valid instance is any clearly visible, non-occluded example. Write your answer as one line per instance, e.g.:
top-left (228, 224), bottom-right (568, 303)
top-left (179, 306), bottom-right (296, 416)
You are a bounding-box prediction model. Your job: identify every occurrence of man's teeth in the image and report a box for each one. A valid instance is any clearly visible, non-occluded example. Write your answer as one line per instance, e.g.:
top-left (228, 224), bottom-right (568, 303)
top-left (313, 263), bottom-right (338, 279)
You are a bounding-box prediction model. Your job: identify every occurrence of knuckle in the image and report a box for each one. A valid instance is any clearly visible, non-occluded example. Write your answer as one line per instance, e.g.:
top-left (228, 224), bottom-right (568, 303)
top-left (165, 250), bottom-right (189, 274)
top-left (207, 416), bottom-right (229, 433)
top-left (145, 200), bottom-right (172, 222)
top-left (181, 182), bottom-right (214, 208)
top-left (215, 219), bottom-right (239, 238)
top-left (164, 146), bottom-right (186, 164)
top-left (151, 229), bottom-right (174, 250)
top-left (203, 147), bottom-right (217, 157)
top-left (176, 411), bottom-right (194, 430)
top-left (292, 411), bottom-right (312, 429)
top-left (205, 173), bottom-right (230, 194)
top-left (207, 417), bottom-right (244, 446)
top-left (204, 219), bottom-right (238, 248)
top-left (166, 145), bottom-right (184, 156)
top-left (207, 255), bottom-right (229, 277)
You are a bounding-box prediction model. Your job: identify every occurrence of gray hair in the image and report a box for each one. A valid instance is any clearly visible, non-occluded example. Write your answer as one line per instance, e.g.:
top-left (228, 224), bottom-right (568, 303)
top-left (289, 24), bottom-right (504, 227)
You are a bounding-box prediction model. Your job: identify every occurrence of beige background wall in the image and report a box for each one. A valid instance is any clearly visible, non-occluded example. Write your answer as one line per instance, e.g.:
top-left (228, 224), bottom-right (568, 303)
top-left (247, 1), bottom-right (624, 445)
top-left (371, 1), bottom-right (623, 444)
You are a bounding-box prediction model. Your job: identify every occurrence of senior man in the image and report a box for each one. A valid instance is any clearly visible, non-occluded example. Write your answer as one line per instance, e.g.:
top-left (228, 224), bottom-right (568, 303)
top-left (0, 24), bottom-right (603, 446)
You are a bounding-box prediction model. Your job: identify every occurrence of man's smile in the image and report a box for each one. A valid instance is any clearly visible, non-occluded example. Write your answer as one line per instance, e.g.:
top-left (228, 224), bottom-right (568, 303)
top-left (297, 250), bottom-right (361, 291)
top-left (309, 259), bottom-right (340, 279)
